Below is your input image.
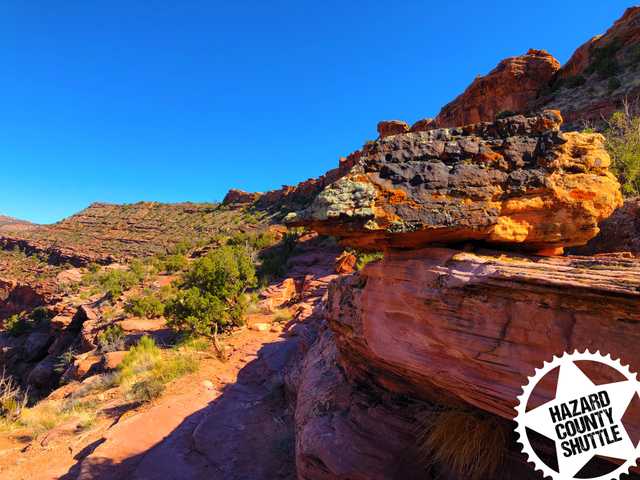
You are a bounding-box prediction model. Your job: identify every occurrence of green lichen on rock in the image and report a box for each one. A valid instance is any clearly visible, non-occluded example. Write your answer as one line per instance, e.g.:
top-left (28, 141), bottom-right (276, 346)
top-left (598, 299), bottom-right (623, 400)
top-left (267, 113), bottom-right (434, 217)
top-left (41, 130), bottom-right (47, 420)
top-left (304, 177), bottom-right (376, 222)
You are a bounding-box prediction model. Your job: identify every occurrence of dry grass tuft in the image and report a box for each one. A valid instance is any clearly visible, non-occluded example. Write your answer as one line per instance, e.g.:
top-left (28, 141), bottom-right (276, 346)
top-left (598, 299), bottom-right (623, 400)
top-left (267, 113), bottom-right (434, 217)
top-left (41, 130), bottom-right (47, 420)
top-left (417, 408), bottom-right (508, 480)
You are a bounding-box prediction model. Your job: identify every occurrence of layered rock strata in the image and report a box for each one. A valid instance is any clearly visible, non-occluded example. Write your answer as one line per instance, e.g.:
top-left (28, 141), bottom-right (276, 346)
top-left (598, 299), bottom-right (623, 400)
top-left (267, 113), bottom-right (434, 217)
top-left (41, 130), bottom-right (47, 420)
top-left (325, 247), bottom-right (640, 440)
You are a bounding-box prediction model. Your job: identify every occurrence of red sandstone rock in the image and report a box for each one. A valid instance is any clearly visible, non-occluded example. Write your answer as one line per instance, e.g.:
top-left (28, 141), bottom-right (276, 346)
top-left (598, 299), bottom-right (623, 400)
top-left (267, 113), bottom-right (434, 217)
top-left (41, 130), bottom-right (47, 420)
top-left (435, 49), bottom-right (560, 127)
top-left (222, 189), bottom-right (262, 205)
top-left (377, 120), bottom-right (410, 138)
top-left (326, 247), bottom-right (640, 438)
top-left (334, 251), bottom-right (356, 274)
top-left (410, 117), bottom-right (436, 132)
top-left (538, 7), bottom-right (640, 128)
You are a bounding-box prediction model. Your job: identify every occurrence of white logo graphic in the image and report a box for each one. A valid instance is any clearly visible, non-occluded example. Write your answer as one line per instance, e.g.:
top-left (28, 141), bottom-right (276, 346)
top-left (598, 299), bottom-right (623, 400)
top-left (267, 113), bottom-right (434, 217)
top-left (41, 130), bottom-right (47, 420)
top-left (515, 350), bottom-right (640, 480)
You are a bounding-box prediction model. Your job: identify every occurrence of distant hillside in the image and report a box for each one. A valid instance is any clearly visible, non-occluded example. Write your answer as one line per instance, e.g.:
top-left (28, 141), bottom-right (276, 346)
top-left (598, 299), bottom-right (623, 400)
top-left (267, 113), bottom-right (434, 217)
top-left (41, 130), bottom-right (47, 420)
top-left (0, 215), bottom-right (36, 233)
top-left (0, 201), bottom-right (271, 266)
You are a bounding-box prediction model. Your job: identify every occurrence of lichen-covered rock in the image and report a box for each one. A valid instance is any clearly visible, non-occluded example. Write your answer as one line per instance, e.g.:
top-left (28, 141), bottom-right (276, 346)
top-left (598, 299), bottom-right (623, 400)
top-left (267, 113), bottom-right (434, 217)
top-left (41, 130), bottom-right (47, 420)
top-left (287, 111), bottom-right (622, 252)
top-left (435, 49), bottom-right (560, 127)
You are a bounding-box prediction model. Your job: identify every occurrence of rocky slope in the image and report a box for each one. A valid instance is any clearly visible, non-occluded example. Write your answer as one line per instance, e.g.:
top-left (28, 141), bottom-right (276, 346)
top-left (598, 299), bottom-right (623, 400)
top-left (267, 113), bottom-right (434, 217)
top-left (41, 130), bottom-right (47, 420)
top-left (392, 7), bottom-right (640, 131)
top-left (287, 111), bottom-right (622, 253)
top-left (539, 6), bottom-right (640, 128)
top-left (0, 202), bottom-right (267, 266)
top-left (0, 215), bottom-right (35, 233)
top-left (435, 49), bottom-right (560, 128)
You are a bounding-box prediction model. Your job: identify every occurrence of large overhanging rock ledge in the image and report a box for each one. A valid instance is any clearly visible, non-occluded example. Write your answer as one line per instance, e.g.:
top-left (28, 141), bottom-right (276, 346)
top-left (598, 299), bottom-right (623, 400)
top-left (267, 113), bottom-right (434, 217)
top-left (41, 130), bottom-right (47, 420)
top-left (286, 111), bottom-right (622, 253)
top-left (326, 247), bottom-right (640, 437)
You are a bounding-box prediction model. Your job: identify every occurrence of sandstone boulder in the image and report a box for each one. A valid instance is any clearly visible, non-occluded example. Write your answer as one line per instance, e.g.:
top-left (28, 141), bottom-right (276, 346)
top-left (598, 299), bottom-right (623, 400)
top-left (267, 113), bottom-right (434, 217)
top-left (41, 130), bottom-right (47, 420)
top-left (288, 111), bottom-right (622, 252)
top-left (326, 247), bottom-right (640, 438)
top-left (435, 49), bottom-right (560, 127)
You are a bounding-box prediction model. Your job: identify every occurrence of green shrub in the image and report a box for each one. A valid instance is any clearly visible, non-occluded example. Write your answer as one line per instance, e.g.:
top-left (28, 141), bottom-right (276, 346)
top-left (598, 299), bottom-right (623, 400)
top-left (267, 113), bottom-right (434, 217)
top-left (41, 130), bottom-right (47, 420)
top-left (97, 324), bottom-right (126, 353)
top-left (54, 349), bottom-right (77, 374)
top-left (85, 268), bottom-right (142, 299)
top-left (4, 314), bottom-right (30, 336)
top-left (355, 251), bottom-right (384, 270)
top-left (586, 40), bottom-right (621, 78)
top-left (130, 377), bottom-right (165, 403)
top-left (603, 106), bottom-right (640, 196)
top-left (161, 254), bottom-right (188, 273)
top-left (125, 292), bottom-right (165, 318)
top-left (169, 241), bottom-right (192, 255)
top-left (258, 232), bottom-right (299, 281)
top-left (30, 307), bottom-right (51, 324)
top-left (166, 245), bottom-right (256, 336)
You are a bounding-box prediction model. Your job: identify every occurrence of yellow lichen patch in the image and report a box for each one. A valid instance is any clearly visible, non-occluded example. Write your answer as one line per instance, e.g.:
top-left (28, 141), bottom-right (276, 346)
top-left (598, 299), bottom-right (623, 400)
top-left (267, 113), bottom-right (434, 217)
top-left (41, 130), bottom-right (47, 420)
top-left (499, 196), bottom-right (548, 214)
top-left (488, 216), bottom-right (532, 242)
top-left (552, 132), bottom-right (612, 172)
top-left (549, 172), bottom-right (623, 222)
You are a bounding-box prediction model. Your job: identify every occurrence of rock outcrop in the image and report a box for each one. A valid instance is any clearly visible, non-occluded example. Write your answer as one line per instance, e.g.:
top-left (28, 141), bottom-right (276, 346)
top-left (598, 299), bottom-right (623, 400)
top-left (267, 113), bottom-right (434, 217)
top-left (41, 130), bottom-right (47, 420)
top-left (538, 7), bottom-right (640, 128)
top-left (325, 247), bottom-right (640, 437)
top-left (288, 111), bottom-right (622, 252)
top-left (222, 189), bottom-right (262, 205)
top-left (569, 197), bottom-right (640, 256)
top-left (435, 49), bottom-right (560, 128)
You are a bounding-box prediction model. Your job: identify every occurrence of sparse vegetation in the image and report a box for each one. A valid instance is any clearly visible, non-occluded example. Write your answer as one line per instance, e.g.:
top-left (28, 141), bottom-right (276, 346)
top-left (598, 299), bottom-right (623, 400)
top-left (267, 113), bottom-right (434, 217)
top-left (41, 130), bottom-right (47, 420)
top-left (602, 101), bottom-right (640, 196)
top-left (257, 231), bottom-right (300, 282)
top-left (125, 290), bottom-right (166, 318)
top-left (586, 40), bottom-right (622, 78)
top-left (3, 307), bottom-right (52, 337)
top-left (118, 336), bottom-right (198, 403)
top-left (84, 267), bottom-right (143, 299)
top-left (0, 371), bottom-right (28, 421)
top-left (160, 253), bottom-right (188, 273)
top-left (54, 349), bottom-right (77, 374)
top-left (97, 324), bottom-right (126, 352)
top-left (417, 408), bottom-right (508, 480)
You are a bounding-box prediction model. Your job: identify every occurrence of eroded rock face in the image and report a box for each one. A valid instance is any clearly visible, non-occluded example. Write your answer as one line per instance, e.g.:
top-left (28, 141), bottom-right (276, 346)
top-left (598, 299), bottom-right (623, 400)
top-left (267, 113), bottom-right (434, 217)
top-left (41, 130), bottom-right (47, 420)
top-left (326, 248), bottom-right (640, 437)
top-left (288, 112), bottom-right (622, 252)
top-left (435, 49), bottom-right (560, 128)
top-left (538, 7), bottom-right (640, 128)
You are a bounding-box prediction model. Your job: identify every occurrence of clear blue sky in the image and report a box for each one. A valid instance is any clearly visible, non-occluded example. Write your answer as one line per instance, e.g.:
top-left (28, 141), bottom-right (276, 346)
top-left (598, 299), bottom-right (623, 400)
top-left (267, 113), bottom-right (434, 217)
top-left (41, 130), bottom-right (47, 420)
top-left (0, 1), bottom-right (633, 224)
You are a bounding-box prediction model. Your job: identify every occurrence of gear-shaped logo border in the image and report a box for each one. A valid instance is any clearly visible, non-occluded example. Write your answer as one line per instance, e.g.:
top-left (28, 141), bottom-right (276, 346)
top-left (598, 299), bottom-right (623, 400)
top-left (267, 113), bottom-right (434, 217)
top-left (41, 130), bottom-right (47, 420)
top-left (514, 350), bottom-right (640, 480)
